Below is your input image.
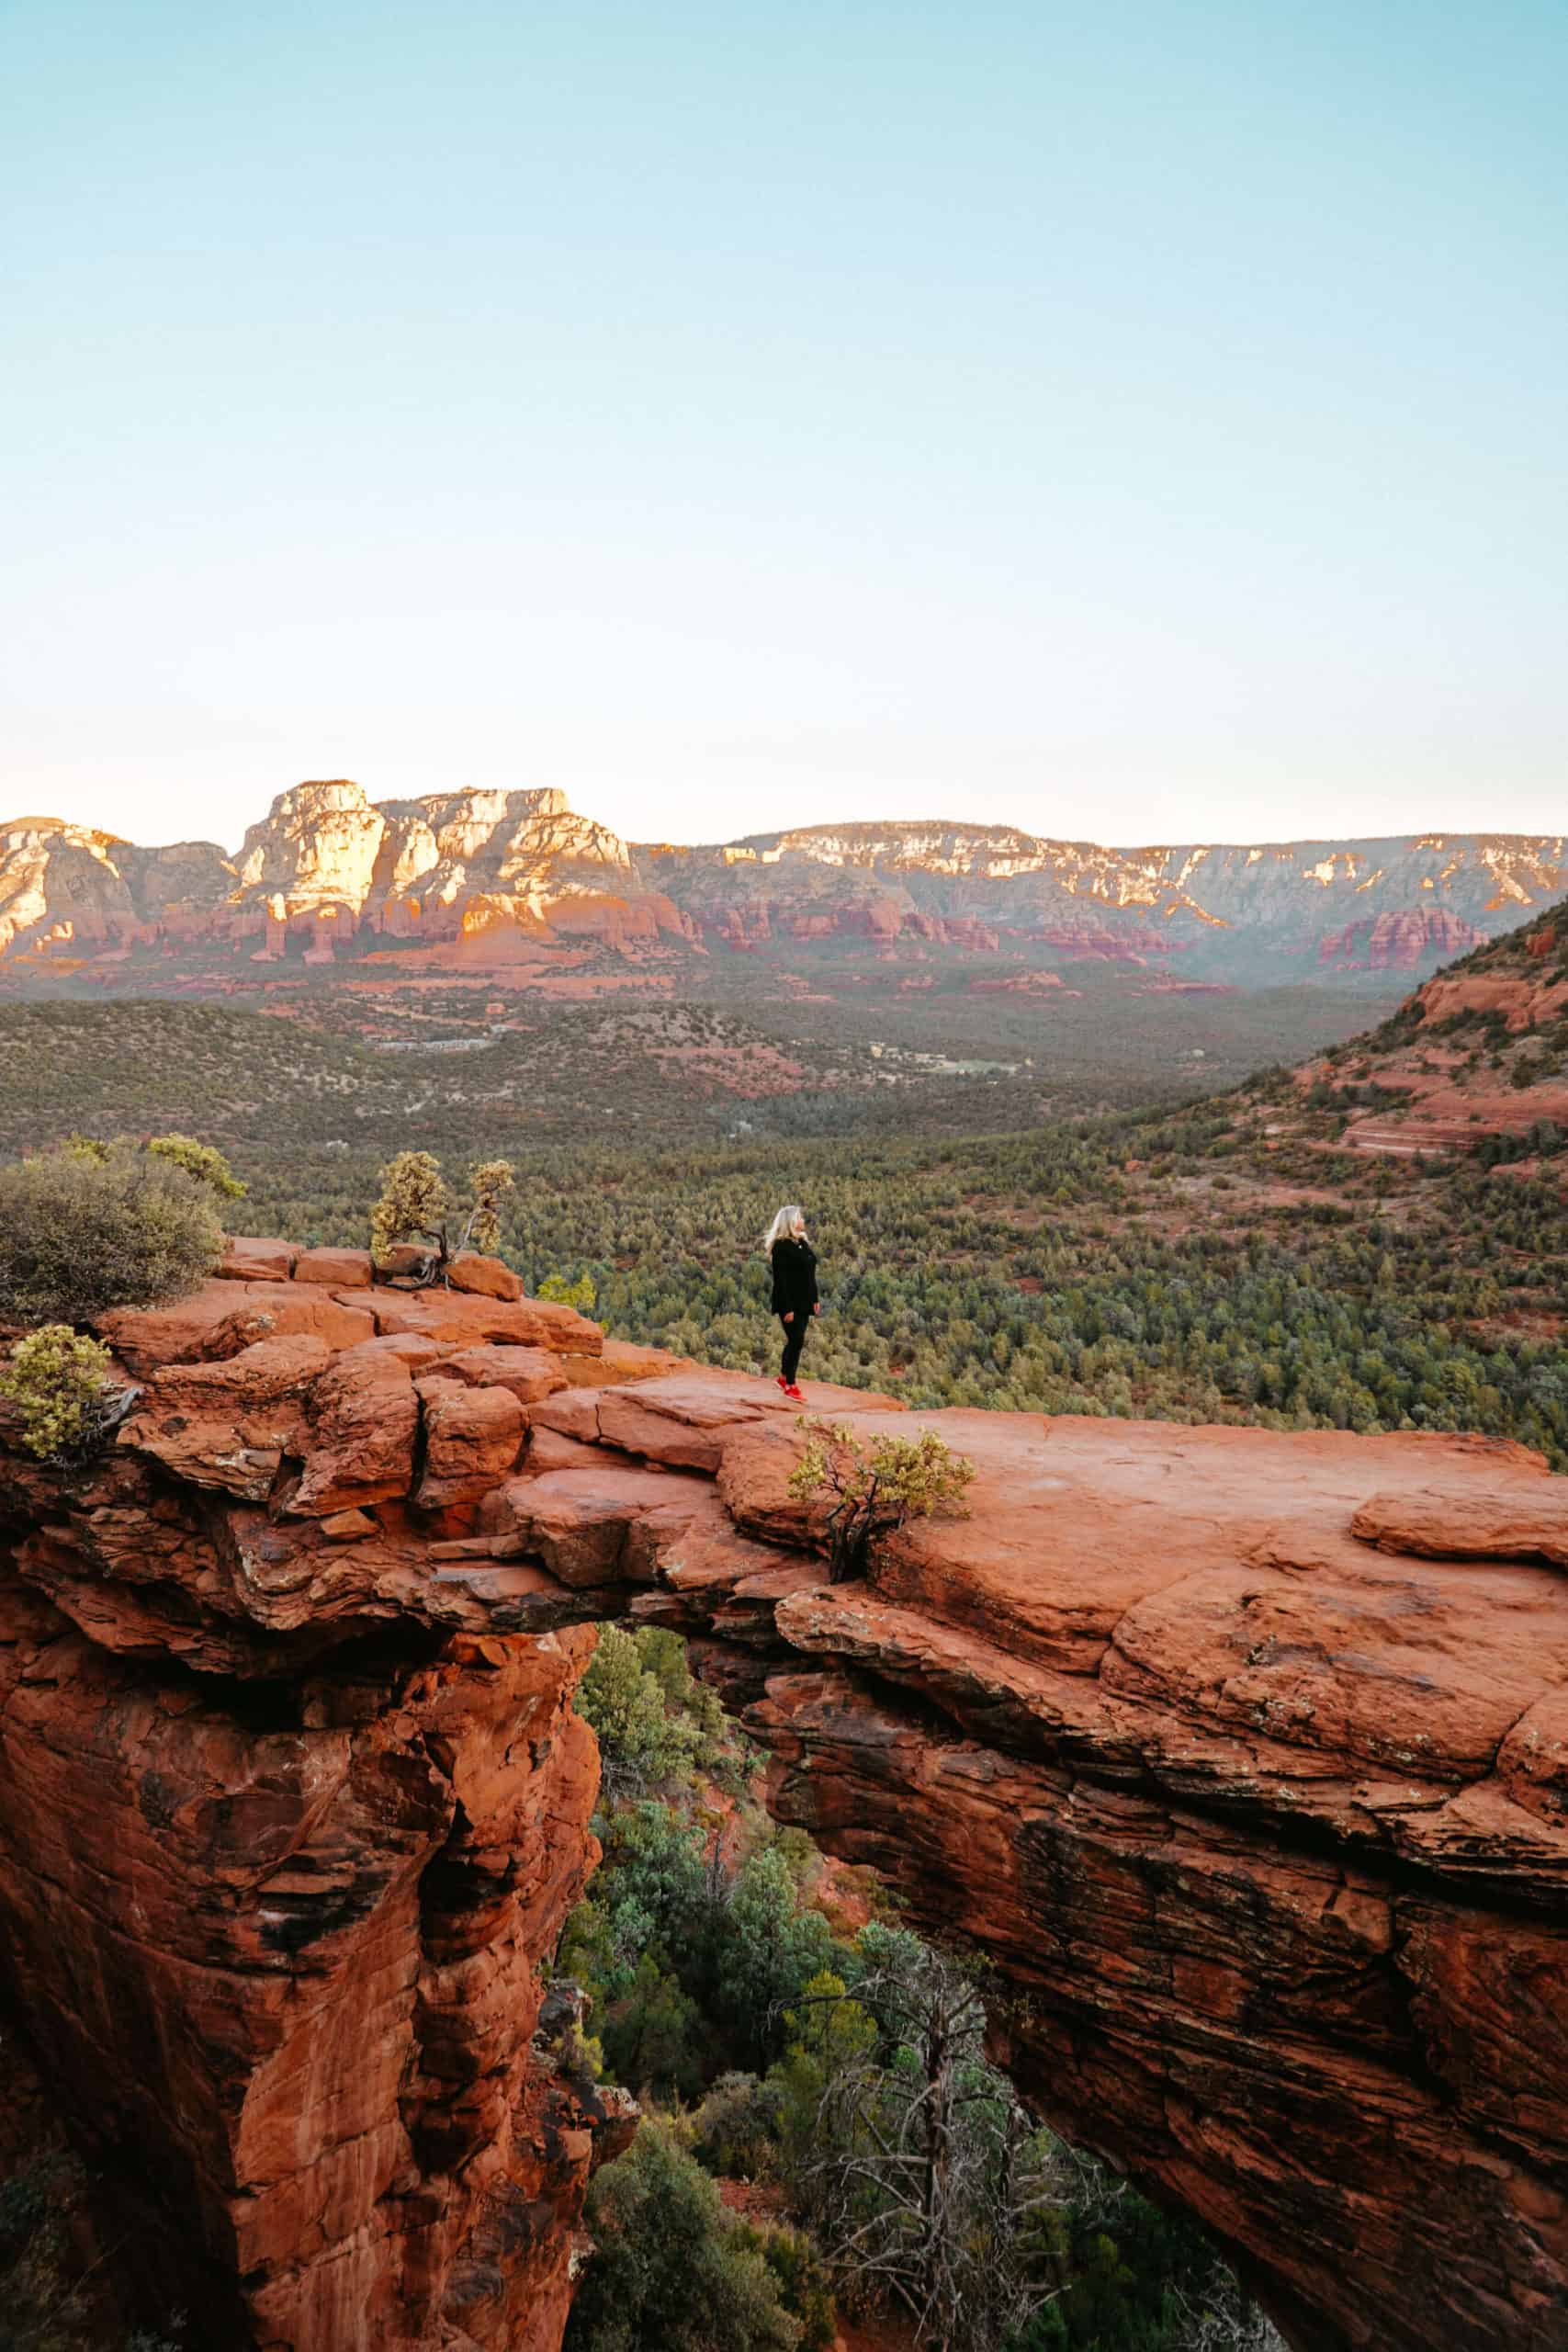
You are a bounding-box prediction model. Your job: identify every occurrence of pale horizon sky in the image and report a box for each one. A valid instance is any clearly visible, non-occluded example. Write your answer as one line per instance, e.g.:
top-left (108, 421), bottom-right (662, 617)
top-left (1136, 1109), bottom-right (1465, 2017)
top-left (4, 3), bottom-right (1565, 854)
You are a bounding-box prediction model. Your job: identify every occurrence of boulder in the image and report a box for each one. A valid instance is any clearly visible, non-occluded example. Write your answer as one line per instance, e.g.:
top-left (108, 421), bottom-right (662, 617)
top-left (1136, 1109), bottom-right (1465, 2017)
top-left (558, 1339), bottom-right (694, 1388)
top-left (320, 1509), bottom-right (378, 1543)
top-left (292, 1344), bottom-right (420, 1517)
top-left (523, 1427), bottom-right (604, 1476)
top-left (118, 1334), bottom-right (329, 1498)
top-left (217, 1237), bottom-right (297, 1283)
top-left (100, 1282), bottom-right (375, 1377)
top-left (444, 1344), bottom-right (568, 1405)
top-left (529, 1389), bottom-right (604, 1444)
top-left (375, 1242), bottom-right (440, 1283)
top-left (1352, 1486), bottom-right (1568, 1567)
top-left (353, 1331), bottom-right (451, 1371)
top-left (414, 1382), bottom-right (527, 1510)
top-left (446, 1251), bottom-right (523, 1302)
top-left (292, 1245), bottom-right (374, 1289)
top-left (477, 1462), bottom-right (711, 1588)
top-left (355, 1288), bottom-right (603, 1355)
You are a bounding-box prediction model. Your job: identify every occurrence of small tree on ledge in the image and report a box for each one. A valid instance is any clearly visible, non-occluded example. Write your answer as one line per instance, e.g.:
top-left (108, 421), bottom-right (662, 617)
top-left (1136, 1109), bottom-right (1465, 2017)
top-left (462, 1159), bottom-right (516, 1256)
top-left (787, 1419), bottom-right (976, 1583)
top-left (370, 1150), bottom-right (452, 1278)
top-left (369, 1152), bottom-right (519, 1282)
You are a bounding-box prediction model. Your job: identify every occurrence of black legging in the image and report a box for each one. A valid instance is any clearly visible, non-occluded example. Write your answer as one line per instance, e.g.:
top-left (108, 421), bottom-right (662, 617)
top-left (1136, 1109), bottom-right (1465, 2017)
top-left (779, 1312), bottom-right (809, 1385)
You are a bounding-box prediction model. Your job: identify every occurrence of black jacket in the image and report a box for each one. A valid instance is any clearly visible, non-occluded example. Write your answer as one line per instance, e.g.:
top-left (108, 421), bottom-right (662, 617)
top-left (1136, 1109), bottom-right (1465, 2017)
top-left (770, 1237), bottom-right (818, 1317)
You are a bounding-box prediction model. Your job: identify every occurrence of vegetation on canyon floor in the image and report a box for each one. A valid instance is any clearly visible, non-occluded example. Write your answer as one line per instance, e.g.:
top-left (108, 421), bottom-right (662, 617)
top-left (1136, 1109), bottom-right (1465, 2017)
top-left (0, 961), bottom-right (1400, 1154)
top-left (561, 1625), bottom-right (1285, 2352)
top-left (0, 2143), bottom-right (181, 2352)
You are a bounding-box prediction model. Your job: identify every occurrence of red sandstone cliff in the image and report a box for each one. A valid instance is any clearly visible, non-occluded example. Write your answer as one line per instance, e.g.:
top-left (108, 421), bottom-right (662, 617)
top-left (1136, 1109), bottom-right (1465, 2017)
top-left (1284, 902), bottom-right (1568, 1158)
top-left (1, 1250), bottom-right (1566, 2351)
top-left (4, 794), bottom-right (1565, 982)
top-left (1316, 905), bottom-right (1488, 969)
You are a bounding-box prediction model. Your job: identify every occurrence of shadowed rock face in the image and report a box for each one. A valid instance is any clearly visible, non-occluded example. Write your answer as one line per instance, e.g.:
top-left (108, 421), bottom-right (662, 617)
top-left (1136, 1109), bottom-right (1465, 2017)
top-left (1, 1254), bottom-right (1566, 2350)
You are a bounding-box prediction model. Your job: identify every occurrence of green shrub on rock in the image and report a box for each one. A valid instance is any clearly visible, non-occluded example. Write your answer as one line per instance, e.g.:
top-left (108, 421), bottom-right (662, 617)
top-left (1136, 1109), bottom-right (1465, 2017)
top-left (788, 1419), bottom-right (976, 1580)
top-left (0, 1146), bottom-right (223, 1325)
top-left (0, 1327), bottom-right (118, 1462)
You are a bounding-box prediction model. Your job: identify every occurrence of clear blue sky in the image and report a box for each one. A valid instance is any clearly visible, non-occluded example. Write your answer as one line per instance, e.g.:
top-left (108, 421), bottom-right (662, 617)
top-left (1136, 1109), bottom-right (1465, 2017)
top-left (3, 1), bottom-right (1564, 851)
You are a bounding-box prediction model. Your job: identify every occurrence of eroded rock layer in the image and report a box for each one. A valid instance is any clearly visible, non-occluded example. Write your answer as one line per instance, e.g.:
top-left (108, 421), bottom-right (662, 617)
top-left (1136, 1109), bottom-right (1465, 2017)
top-left (1, 1251), bottom-right (1565, 2350)
top-left (4, 791), bottom-right (1566, 978)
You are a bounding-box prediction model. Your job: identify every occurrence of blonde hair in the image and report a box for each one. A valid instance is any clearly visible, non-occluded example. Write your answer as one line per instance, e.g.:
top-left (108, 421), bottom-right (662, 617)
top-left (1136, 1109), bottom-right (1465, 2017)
top-left (763, 1204), bottom-right (807, 1253)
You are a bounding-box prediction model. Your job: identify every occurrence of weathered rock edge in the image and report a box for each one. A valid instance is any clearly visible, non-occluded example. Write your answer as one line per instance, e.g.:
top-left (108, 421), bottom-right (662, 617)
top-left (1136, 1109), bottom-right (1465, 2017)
top-left (0, 1250), bottom-right (1563, 2352)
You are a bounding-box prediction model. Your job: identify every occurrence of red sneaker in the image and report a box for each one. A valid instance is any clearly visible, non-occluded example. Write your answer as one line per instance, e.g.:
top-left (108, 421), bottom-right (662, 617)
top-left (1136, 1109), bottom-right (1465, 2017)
top-left (776, 1374), bottom-right (792, 1394)
top-left (785, 1382), bottom-right (805, 1402)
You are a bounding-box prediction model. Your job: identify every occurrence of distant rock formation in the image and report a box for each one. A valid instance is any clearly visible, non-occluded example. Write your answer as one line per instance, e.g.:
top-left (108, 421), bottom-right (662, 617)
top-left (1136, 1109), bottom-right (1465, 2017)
top-left (1281, 898), bottom-right (1568, 1158)
top-left (1316, 906), bottom-right (1488, 969)
top-left (0, 815), bottom-right (238, 958)
top-left (1, 1252), bottom-right (1564, 2350)
top-left (230, 781), bottom-right (637, 922)
top-left (639, 823), bottom-right (1568, 976)
top-left (1, 789), bottom-right (1564, 980)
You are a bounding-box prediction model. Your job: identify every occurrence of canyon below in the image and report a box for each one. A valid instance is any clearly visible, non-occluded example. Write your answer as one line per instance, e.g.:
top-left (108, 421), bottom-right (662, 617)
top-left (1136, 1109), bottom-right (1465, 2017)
top-left (1, 1244), bottom-right (1565, 2352)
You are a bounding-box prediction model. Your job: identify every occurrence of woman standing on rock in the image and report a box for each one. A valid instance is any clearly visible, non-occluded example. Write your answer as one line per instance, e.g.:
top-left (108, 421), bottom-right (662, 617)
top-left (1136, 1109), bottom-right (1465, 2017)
top-left (766, 1204), bottom-right (819, 1399)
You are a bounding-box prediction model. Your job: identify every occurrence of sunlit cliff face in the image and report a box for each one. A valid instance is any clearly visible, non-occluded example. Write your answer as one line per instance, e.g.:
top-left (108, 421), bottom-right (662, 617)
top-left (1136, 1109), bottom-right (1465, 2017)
top-left (646, 820), bottom-right (1568, 925)
top-left (229, 782), bottom-right (635, 917)
top-left (0, 785), bottom-right (1563, 965)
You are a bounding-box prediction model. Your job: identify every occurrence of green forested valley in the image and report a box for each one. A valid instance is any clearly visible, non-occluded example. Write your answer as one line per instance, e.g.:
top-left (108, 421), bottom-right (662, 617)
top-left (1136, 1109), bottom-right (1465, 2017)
top-left (233, 1108), bottom-right (1567, 1468)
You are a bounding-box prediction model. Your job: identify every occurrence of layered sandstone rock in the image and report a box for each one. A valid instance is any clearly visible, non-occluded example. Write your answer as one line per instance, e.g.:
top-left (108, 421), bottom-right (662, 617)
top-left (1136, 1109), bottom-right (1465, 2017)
top-left (639, 824), bottom-right (1568, 974)
top-left (0, 815), bottom-right (235, 956)
top-left (1, 1258), bottom-right (1565, 2351)
top-left (230, 781), bottom-right (642, 932)
top-left (4, 791), bottom-right (1565, 977)
top-left (0, 786), bottom-right (696, 969)
top-left (1316, 905), bottom-right (1487, 969)
top-left (1286, 897), bottom-right (1568, 1157)
top-left (232, 780), bottom-right (390, 911)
